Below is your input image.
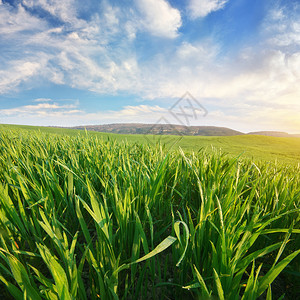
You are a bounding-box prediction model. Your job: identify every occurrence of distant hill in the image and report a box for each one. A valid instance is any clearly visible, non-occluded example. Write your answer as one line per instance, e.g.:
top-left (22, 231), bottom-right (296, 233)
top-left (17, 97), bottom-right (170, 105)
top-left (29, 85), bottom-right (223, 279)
top-left (248, 131), bottom-right (300, 138)
top-left (64, 124), bottom-right (300, 137)
top-left (71, 123), bottom-right (244, 136)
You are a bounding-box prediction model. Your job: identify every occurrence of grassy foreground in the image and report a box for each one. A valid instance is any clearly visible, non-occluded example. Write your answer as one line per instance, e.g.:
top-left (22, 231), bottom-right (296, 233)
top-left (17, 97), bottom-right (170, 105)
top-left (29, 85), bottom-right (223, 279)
top-left (0, 128), bottom-right (299, 299)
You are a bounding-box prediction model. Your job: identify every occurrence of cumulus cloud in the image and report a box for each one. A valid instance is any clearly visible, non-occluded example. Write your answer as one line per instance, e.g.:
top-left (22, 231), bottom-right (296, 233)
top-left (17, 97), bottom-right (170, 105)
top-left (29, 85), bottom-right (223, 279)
top-left (135, 0), bottom-right (182, 38)
top-left (188, 0), bottom-right (229, 19)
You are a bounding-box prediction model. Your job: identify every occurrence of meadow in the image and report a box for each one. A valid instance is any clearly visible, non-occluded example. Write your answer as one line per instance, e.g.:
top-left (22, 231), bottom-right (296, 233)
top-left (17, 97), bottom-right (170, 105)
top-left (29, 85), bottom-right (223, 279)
top-left (1, 124), bottom-right (300, 164)
top-left (0, 125), bottom-right (299, 299)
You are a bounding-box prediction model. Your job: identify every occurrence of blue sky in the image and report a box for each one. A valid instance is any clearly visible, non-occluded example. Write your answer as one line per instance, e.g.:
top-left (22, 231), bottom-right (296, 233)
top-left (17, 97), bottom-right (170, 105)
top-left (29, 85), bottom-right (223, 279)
top-left (0, 0), bottom-right (300, 133)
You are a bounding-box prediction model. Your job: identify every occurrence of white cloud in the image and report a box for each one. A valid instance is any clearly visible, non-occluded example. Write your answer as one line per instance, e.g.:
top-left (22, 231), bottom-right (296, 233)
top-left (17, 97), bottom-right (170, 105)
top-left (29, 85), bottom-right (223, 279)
top-left (158, 46), bottom-right (299, 101)
top-left (0, 100), bottom-right (84, 127)
top-left (135, 0), bottom-right (182, 38)
top-left (0, 100), bottom-right (79, 117)
top-left (188, 0), bottom-right (229, 19)
top-left (22, 0), bottom-right (80, 25)
top-left (0, 101), bottom-right (168, 127)
top-left (0, 1), bottom-right (140, 94)
top-left (33, 98), bottom-right (52, 102)
top-left (261, 3), bottom-right (300, 48)
top-left (0, 1), bottom-right (179, 95)
top-left (0, 58), bottom-right (46, 94)
top-left (0, 2), bottom-right (46, 35)
top-left (287, 52), bottom-right (300, 78)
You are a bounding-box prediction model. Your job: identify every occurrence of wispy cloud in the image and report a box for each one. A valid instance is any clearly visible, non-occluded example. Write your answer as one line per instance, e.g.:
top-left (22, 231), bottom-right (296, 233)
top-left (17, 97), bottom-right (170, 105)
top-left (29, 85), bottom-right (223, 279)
top-left (263, 4), bottom-right (300, 48)
top-left (0, 100), bottom-right (80, 117)
top-left (187, 0), bottom-right (229, 19)
top-left (22, 0), bottom-right (81, 25)
top-left (0, 100), bottom-right (167, 126)
top-left (33, 98), bottom-right (53, 103)
top-left (0, 59), bottom-right (46, 94)
top-left (0, 1), bottom-right (135, 94)
top-left (0, 1), bottom-right (46, 35)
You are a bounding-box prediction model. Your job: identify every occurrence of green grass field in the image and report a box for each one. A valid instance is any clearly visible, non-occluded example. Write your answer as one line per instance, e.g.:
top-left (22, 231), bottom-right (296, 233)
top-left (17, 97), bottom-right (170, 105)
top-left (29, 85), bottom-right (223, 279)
top-left (0, 125), bottom-right (299, 299)
top-left (1, 124), bottom-right (300, 164)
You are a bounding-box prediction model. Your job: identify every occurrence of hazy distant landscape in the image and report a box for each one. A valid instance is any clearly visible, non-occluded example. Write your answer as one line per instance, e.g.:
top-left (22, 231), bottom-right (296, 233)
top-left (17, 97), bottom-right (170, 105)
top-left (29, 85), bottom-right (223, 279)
top-left (67, 123), bottom-right (300, 138)
top-left (2, 123), bottom-right (300, 164)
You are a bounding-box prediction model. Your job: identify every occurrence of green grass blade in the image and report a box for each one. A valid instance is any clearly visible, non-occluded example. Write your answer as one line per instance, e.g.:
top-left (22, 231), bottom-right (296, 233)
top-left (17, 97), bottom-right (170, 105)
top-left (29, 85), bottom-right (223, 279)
top-left (257, 250), bottom-right (300, 296)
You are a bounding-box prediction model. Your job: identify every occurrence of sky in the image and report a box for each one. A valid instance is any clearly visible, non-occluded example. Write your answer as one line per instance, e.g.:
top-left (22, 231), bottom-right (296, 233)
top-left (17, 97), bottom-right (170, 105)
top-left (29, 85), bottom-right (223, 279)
top-left (0, 0), bottom-right (300, 133)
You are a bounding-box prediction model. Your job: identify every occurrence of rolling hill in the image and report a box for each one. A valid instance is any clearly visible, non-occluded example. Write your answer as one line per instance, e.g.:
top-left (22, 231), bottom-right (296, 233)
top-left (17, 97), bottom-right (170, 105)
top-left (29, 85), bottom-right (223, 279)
top-left (70, 123), bottom-right (244, 136)
top-left (70, 124), bottom-right (300, 138)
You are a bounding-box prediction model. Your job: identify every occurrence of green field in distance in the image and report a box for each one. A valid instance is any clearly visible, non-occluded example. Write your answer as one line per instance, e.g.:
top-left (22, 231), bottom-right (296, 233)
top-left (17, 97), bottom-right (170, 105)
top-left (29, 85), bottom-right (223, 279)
top-left (1, 123), bottom-right (300, 164)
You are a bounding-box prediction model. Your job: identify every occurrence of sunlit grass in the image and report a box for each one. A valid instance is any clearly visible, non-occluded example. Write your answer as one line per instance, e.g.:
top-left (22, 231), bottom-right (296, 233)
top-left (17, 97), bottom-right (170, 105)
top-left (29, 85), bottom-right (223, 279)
top-left (0, 129), bottom-right (299, 299)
